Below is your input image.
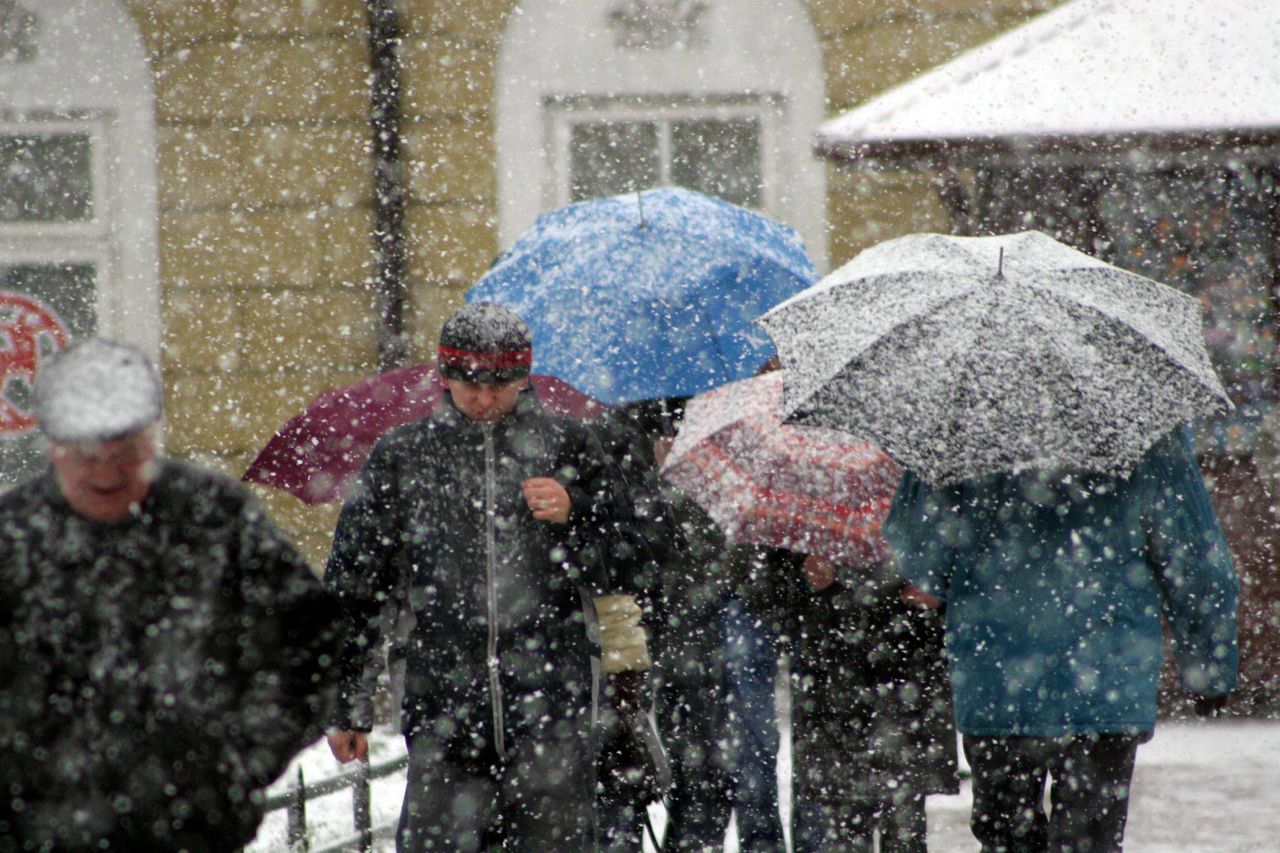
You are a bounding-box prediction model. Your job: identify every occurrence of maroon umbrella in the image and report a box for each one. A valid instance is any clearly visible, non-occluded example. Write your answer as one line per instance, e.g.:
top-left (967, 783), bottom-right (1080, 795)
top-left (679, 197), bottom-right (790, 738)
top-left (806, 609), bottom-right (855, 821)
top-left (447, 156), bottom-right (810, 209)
top-left (243, 363), bottom-right (606, 505)
top-left (661, 371), bottom-right (900, 565)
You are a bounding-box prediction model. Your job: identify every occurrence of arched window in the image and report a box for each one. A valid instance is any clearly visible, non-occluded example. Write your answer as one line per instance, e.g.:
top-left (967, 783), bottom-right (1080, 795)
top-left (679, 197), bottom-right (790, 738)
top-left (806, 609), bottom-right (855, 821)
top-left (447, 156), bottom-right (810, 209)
top-left (0, 0), bottom-right (159, 481)
top-left (496, 0), bottom-right (826, 269)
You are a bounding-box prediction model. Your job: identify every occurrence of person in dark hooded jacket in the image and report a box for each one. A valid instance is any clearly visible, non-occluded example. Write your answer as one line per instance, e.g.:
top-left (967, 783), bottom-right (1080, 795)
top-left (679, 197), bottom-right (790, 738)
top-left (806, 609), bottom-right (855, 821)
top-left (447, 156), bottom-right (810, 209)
top-left (324, 302), bottom-right (621, 852)
top-left (788, 554), bottom-right (957, 853)
top-left (0, 338), bottom-right (341, 853)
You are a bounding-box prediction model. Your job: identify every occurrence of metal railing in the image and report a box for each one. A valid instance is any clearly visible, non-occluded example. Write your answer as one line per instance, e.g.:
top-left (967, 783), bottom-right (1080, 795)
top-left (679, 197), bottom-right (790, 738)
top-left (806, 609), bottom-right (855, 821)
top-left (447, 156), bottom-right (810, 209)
top-left (258, 754), bottom-right (409, 852)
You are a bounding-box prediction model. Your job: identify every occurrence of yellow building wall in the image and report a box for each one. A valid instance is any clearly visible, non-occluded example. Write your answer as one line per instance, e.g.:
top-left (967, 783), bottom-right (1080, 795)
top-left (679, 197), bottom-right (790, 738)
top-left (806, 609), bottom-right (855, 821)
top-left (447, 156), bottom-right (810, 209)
top-left (809, 0), bottom-right (1065, 265)
top-left (127, 0), bottom-right (377, 562)
top-left (120, 0), bottom-right (1061, 565)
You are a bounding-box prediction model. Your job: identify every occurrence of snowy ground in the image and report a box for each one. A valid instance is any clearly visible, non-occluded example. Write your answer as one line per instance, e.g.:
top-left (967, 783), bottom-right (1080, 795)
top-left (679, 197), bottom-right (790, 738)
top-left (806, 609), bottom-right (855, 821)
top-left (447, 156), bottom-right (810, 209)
top-left (926, 719), bottom-right (1280, 852)
top-left (247, 717), bottom-right (1279, 852)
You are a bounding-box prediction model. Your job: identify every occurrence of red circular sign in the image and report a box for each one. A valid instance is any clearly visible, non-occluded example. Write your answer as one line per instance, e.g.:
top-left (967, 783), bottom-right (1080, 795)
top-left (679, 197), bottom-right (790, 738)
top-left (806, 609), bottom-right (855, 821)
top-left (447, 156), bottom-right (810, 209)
top-left (0, 292), bottom-right (71, 436)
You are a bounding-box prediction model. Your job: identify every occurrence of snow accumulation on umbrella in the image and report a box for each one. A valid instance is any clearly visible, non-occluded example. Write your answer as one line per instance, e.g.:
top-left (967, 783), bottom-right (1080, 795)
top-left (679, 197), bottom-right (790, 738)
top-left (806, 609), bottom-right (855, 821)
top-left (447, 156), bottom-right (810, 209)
top-left (816, 0), bottom-right (1280, 157)
top-left (760, 231), bottom-right (1231, 484)
top-left (467, 187), bottom-right (817, 405)
top-left (662, 371), bottom-right (899, 564)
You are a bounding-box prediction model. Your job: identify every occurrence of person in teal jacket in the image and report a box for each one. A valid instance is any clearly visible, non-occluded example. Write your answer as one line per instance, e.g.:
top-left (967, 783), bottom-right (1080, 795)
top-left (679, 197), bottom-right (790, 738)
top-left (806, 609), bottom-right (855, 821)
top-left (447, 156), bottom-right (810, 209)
top-left (884, 426), bottom-right (1237, 853)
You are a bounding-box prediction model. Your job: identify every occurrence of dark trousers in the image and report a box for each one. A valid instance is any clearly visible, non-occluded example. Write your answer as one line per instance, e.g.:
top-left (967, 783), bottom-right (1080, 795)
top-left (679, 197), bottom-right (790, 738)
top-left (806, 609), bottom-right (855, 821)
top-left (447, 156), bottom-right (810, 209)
top-left (397, 723), bottom-right (595, 853)
top-left (655, 665), bottom-right (735, 851)
top-left (598, 801), bottom-right (645, 852)
top-left (793, 792), bottom-right (927, 853)
top-left (653, 594), bottom-right (735, 852)
top-left (963, 733), bottom-right (1143, 853)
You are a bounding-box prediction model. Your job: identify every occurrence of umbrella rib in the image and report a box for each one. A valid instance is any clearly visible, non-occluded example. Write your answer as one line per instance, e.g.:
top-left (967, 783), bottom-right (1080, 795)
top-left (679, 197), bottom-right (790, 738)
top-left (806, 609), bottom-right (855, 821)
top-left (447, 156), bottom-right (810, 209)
top-left (1026, 281), bottom-right (1229, 406)
top-left (935, 292), bottom-right (997, 453)
top-left (794, 284), bottom-right (977, 417)
top-left (803, 284), bottom-right (972, 409)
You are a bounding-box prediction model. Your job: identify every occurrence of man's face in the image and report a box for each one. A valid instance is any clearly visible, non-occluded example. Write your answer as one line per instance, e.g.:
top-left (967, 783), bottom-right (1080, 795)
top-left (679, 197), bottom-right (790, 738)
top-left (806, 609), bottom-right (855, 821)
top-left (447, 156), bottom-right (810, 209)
top-left (444, 376), bottom-right (528, 424)
top-left (48, 430), bottom-right (158, 522)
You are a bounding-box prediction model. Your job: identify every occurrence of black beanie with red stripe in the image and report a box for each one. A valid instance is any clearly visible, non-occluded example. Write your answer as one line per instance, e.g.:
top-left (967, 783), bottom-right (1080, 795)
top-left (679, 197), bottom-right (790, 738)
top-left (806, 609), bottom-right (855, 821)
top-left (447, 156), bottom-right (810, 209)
top-left (437, 301), bottom-right (533, 383)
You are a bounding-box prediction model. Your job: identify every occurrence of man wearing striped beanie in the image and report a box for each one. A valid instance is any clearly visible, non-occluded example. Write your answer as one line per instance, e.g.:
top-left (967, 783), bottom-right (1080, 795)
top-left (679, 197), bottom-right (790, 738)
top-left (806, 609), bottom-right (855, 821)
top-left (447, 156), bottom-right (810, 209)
top-left (325, 301), bottom-right (622, 851)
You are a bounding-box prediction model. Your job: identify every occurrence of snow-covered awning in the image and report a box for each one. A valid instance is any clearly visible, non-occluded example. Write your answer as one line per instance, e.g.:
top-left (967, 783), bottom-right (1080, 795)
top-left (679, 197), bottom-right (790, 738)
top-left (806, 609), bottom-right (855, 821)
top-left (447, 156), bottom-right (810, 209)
top-left (816, 0), bottom-right (1280, 166)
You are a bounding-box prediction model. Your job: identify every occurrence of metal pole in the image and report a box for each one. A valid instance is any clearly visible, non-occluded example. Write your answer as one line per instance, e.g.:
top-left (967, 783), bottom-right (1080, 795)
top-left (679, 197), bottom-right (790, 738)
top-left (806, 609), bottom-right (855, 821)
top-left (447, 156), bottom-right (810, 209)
top-left (353, 757), bottom-right (373, 853)
top-left (286, 765), bottom-right (308, 851)
top-left (366, 0), bottom-right (408, 371)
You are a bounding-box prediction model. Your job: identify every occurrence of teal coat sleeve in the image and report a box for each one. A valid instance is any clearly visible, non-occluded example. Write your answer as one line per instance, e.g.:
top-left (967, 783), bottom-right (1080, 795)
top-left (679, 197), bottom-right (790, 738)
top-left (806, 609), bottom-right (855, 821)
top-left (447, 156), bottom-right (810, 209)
top-left (1137, 429), bottom-right (1239, 698)
top-left (883, 470), bottom-right (956, 602)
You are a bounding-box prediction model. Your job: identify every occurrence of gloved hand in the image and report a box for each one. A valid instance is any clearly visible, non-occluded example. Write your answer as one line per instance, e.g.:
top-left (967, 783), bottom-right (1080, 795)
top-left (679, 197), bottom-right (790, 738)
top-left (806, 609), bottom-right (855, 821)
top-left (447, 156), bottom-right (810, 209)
top-left (1192, 693), bottom-right (1231, 718)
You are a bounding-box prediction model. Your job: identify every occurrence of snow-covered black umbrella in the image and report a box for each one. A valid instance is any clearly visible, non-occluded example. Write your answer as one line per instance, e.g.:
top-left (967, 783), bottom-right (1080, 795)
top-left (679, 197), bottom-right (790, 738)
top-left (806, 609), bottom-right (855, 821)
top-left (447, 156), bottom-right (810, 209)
top-left (758, 230), bottom-right (1231, 485)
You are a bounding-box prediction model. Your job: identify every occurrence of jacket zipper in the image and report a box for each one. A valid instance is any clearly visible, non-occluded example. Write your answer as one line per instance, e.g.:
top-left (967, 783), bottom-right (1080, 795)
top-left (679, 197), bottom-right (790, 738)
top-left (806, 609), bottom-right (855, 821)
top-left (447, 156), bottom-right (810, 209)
top-left (482, 425), bottom-right (507, 759)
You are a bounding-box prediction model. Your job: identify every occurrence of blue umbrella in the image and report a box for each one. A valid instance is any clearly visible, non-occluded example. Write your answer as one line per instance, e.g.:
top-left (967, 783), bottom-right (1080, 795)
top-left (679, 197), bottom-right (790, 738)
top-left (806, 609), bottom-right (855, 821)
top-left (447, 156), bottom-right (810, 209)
top-left (466, 187), bottom-right (818, 405)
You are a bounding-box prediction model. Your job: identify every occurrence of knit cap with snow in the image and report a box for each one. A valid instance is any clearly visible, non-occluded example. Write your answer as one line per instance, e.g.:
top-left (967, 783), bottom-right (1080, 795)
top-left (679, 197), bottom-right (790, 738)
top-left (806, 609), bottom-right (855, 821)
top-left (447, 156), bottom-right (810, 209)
top-left (35, 338), bottom-right (164, 444)
top-left (437, 301), bottom-right (533, 383)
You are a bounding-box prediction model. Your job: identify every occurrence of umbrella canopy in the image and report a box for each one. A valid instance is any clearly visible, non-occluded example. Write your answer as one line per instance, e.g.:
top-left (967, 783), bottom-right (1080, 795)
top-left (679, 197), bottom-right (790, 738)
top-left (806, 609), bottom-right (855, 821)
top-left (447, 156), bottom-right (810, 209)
top-left (758, 230), bottom-right (1231, 485)
top-left (661, 371), bottom-right (900, 565)
top-left (466, 187), bottom-right (818, 405)
top-left (242, 365), bottom-right (605, 505)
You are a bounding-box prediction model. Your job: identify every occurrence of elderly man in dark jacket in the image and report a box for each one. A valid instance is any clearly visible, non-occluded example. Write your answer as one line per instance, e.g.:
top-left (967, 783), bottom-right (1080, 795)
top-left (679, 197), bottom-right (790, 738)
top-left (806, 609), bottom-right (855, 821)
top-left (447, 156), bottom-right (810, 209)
top-left (325, 302), bottom-right (620, 852)
top-left (0, 338), bottom-right (341, 853)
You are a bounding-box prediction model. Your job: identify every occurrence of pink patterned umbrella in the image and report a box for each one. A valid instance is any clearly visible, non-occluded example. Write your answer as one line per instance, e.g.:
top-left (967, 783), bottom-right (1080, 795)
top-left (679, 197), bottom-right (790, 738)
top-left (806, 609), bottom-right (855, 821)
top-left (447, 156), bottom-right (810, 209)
top-left (661, 371), bottom-right (900, 565)
top-left (243, 364), bottom-right (606, 505)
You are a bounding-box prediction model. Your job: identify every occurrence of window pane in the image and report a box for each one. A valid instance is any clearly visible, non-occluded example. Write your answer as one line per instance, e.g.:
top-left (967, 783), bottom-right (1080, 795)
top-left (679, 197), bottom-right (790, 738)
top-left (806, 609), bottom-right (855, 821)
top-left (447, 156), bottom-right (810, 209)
top-left (570, 121), bottom-right (660, 202)
top-left (671, 117), bottom-right (762, 208)
top-left (0, 133), bottom-right (94, 223)
top-left (0, 262), bottom-right (97, 485)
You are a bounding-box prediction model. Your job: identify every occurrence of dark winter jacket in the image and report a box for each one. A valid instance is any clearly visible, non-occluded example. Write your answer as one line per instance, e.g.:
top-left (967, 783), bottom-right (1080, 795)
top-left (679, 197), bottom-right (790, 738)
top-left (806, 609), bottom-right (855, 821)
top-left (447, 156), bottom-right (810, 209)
top-left (0, 460), bottom-right (341, 852)
top-left (790, 564), bottom-right (958, 805)
top-left (591, 409), bottom-right (681, 599)
top-left (649, 489), bottom-right (737, 842)
top-left (325, 390), bottom-right (619, 757)
top-left (885, 427), bottom-right (1238, 736)
top-left (650, 489), bottom-right (732, 664)
top-left (723, 543), bottom-right (802, 639)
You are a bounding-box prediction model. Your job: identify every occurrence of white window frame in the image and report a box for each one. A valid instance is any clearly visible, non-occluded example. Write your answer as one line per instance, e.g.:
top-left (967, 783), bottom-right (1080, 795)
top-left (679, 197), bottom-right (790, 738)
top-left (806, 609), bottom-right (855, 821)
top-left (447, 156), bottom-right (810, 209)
top-left (0, 115), bottom-right (112, 238)
top-left (0, 243), bottom-right (115, 323)
top-left (0, 0), bottom-right (159, 357)
top-left (0, 113), bottom-right (120, 340)
top-left (497, 0), bottom-right (828, 270)
top-left (544, 94), bottom-right (783, 212)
